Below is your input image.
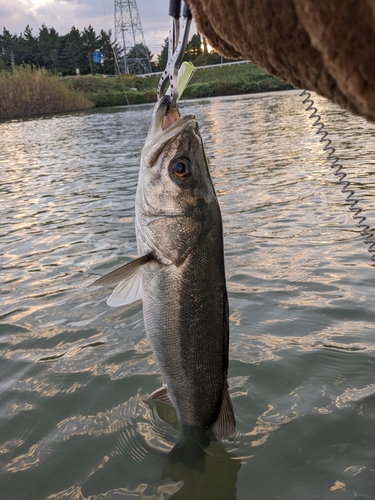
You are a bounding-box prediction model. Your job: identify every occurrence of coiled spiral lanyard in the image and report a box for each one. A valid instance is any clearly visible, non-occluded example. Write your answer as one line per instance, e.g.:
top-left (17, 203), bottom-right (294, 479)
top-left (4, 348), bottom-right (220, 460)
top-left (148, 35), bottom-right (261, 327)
top-left (300, 90), bottom-right (375, 262)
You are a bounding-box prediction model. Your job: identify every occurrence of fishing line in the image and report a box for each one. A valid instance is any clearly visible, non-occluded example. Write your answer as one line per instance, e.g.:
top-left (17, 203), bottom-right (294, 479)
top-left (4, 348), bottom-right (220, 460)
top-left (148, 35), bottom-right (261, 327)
top-left (300, 89), bottom-right (375, 261)
top-left (97, 0), bottom-right (144, 154)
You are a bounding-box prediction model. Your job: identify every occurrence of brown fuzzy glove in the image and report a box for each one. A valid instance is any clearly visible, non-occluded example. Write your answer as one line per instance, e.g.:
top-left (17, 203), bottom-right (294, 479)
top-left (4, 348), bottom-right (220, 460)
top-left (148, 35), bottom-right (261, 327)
top-left (186, 0), bottom-right (375, 121)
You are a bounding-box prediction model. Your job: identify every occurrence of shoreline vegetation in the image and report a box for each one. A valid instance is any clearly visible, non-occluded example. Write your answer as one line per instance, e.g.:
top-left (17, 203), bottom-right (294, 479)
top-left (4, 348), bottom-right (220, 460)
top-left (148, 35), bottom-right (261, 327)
top-left (0, 63), bottom-right (293, 120)
top-left (0, 66), bottom-right (93, 119)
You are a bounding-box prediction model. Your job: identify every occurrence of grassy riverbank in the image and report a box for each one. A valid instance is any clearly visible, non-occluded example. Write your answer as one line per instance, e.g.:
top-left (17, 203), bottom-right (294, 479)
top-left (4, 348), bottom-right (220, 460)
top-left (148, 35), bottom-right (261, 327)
top-left (0, 63), bottom-right (293, 119)
top-left (64, 62), bottom-right (294, 107)
top-left (0, 66), bottom-right (93, 119)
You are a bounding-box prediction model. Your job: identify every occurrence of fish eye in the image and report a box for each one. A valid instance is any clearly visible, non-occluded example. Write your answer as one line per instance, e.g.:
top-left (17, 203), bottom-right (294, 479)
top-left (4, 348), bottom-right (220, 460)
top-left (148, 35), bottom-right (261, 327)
top-left (171, 157), bottom-right (192, 181)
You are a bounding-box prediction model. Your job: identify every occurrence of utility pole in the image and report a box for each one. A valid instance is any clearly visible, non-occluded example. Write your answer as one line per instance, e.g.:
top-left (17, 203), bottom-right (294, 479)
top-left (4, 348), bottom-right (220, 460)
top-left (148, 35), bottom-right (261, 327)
top-left (88, 53), bottom-right (94, 75)
top-left (114, 0), bottom-right (152, 74)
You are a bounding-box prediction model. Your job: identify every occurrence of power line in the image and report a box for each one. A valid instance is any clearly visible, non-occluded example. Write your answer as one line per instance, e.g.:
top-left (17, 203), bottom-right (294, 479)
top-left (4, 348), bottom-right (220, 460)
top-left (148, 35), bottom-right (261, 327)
top-left (142, 26), bottom-right (169, 30)
top-left (114, 0), bottom-right (152, 74)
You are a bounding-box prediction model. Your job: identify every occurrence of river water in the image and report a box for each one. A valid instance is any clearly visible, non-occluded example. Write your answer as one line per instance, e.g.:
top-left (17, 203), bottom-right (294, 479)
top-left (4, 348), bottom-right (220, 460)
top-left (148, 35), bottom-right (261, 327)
top-left (1, 90), bottom-right (375, 499)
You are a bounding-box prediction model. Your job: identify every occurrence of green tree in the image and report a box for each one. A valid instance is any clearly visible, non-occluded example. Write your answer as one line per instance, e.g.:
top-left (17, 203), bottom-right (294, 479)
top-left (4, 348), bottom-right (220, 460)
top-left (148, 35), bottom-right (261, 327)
top-left (58, 25), bottom-right (102, 75)
top-left (193, 50), bottom-right (226, 66)
top-left (98, 29), bottom-right (116, 74)
top-left (125, 43), bottom-right (153, 74)
top-left (60, 26), bottom-right (84, 75)
top-left (0, 24), bottom-right (145, 75)
top-left (18, 25), bottom-right (37, 65)
top-left (185, 33), bottom-right (202, 61)
top-left (48, 27), bottom-right (62, 71)
top-left (82, 25), bottom-right (99, 74)
top-left (0, 28), bottom-right (17, 67)
top-left (155, 37), bottom-right (168, 71)
top-left (37, 25), bottom-right (61, 70)
top-left (155, 33), bottom-right (219, 71)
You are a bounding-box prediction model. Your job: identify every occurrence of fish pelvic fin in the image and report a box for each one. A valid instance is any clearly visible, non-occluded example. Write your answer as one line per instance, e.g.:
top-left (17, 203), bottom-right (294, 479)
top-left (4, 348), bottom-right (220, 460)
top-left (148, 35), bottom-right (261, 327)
top-left (212, 384), bottom-right (236, 441)
top-left (90, 253), bottom-right (155, 308)
top-left (148, 385), bottom-right (173, 405)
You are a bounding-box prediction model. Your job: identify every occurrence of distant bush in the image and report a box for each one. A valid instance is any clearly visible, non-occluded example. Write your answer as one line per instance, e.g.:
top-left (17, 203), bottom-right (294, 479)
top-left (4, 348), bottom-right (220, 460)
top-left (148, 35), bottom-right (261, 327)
top-left (0, 62), bottom-right (294, 119)
top-left (186, 83), bottom-right (215, 98)
top-left (181, 65), bottom-right (293, 100)
top-left (85, 88), bottom-right (157, 107)
top-left (0, 65), bottom-right (93, 119)
top-left (65, 74), bottom-right (159, 98)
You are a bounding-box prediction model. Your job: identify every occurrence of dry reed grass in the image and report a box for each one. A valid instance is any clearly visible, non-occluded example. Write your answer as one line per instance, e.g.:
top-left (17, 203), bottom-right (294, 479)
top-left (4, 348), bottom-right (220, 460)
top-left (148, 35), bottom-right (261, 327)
top-left (0, 66), bottom-right (94, 119)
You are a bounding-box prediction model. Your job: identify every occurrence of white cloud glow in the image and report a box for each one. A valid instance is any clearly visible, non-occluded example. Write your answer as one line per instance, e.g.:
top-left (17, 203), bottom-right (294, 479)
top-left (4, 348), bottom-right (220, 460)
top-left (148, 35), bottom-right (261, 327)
top-left (0, 0), bottom-right (182, 54)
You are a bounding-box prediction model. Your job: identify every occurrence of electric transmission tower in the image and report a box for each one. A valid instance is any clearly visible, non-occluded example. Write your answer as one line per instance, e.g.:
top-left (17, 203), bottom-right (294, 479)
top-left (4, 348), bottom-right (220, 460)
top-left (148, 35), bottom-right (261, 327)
top-left (114, 0), bottom-right (152, 74)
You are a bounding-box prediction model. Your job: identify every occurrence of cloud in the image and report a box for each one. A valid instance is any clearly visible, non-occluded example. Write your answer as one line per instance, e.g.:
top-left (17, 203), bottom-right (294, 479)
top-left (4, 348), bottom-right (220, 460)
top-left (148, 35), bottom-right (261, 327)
top-left (0, 0), bottom-right (197, 55)
top-left (0, 0), bottom-right (163, 41)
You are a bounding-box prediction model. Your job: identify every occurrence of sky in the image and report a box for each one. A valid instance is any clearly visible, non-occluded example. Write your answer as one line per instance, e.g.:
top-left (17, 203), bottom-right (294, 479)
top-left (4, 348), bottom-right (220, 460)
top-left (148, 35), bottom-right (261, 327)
top-left (0, 0), bottom-right (195, 55)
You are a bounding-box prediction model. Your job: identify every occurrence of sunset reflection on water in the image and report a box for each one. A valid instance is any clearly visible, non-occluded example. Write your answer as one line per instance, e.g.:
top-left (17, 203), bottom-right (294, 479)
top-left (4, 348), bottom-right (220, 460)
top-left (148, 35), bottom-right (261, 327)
top-left (1, 91), bottom-right (375, 499)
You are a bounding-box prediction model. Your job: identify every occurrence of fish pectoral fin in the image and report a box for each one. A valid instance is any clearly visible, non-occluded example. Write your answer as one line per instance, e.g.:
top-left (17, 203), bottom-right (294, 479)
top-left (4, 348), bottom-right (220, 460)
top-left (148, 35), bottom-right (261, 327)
top-left (107, 270), bottom-right (143, 307)
top-left (90, 253), bottom-right (154, 287)
top-left (212, 384), bottom-right (236, 441)
top-left (148, 386), bottom-right (173, 405)
top-left (90, 253), bottom-right (155, 308)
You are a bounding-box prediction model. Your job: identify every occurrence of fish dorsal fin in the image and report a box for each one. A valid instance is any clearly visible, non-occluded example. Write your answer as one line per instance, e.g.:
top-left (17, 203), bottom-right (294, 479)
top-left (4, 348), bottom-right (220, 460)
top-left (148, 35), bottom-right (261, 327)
top-left (212, 384), bottom-right (236, 441)
top-left (148, 386), bottom-right (173, 405)
top-left (107, 269), bottom-right (143, 307)
top-left (90, 253), bottom-right (154, 287)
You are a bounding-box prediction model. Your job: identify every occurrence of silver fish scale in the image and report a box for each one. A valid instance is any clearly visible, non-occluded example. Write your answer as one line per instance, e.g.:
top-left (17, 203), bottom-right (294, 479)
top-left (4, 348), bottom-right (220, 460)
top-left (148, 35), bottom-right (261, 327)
top-left (140, 207), bottom-right (229, 428)
top-left (135, 99), bottom-right (234, 436)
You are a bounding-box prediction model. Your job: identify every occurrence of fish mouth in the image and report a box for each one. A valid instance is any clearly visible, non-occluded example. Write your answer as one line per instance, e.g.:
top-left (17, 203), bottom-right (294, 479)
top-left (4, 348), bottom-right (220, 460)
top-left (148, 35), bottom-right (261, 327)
top-left (153, 95), bottom-right (181, 131)
top-left (142, 96), bottom-right (196, 162)
top-left (151, 96), bottom-right (195, 137)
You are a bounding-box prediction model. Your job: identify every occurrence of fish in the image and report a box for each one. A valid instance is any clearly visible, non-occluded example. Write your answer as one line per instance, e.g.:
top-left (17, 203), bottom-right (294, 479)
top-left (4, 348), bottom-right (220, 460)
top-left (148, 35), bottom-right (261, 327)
top-left (92, 96), bottom-right (235, 441)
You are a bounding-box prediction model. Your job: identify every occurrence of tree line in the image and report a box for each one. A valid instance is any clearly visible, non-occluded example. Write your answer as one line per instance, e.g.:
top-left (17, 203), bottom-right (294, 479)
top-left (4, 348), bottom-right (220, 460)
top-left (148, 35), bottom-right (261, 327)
top-left (0, 25), bottom-right (115, 75)
top-left (157, 33), bottom-right (235, 70)
top-left (0, 25), bottom-right (235, 76)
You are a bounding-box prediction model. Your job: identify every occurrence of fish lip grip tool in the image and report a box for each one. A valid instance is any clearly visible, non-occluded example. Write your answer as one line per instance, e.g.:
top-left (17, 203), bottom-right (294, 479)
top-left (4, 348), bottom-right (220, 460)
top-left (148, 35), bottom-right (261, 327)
top-left (157, 0), bottom-right (193, 109)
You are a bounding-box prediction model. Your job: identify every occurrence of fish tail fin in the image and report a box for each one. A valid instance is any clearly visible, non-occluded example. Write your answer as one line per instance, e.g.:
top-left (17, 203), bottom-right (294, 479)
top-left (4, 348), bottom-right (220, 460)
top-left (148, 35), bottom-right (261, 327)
top-left (212, 383), bottom-right (236, 441)
top-left (167, 439), bottom-right (206, 473)
top-left (166, 425), bottom-right (210, 474)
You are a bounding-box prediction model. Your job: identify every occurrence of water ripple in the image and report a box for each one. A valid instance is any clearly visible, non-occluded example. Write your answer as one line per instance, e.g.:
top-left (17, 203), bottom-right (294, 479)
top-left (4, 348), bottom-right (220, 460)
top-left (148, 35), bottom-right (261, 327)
top-left (1, 93), bottom-right (375, 499)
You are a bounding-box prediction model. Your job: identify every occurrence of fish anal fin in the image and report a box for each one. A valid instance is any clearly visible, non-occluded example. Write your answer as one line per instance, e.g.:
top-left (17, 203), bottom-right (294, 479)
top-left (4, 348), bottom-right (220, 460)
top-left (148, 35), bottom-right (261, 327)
top-left (149, 386), bottom-right (173, 405)
top-left (212, 384), bottom-right (236, 441)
